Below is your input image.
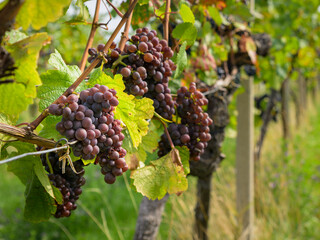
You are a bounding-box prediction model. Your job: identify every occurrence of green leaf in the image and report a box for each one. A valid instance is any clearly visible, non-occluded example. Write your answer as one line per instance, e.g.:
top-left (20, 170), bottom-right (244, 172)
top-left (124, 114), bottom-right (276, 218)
top-left (16, 0), bottom-right (73, 30)
top-left (155, 4), bottom-right (170, 17)
top-left (126, 119), bottom-right (163, 163)
top-left (87, 70), bottom-right (154, 148)
top-left (174, 41), bottom-right (188, 78)
top-left (213, 44), bottom-right (228, 61)
top-left (39, 115), bottom-right (62, 141)
top-left (120, 1), bottom-right (152, 28)
top-left (4, 29), bottom-right (28, 44)
top-left (0, 84), bottom-right (33, 117)
top-left (172, 22), bottom-right (197, 46)
top-left (1, 142), bottom-right (62, 221)
top-left (37, 50), bottom-right (82, 111)
top-left (48, 50), bottom-right (82, 80)
top-left (131, 148), bottom-right (188, 200)
top-left (75, 0), bottom-right (90, 21)
top-left (176, 146), bottom-right (190, 175)
top-left (87, 69), bottom-right (125, 93)
top-left (52, 185), bottom-right (63, 205)
top-left (223, 3), bottom-right (252, 22)
top-left (1, 141), bottom-right (60, 201)
top-left (0, 114), bottom-right (15, 148)
top-left (24, 173), bottom-right (56, 223)
top-left (33, 158), bottom-right (55, 199)
top-left (3, 142), bottom-right (37, 185)
top-left (208, 6), bottom-right (222, 26)
top-left (0, 33), bottom-right (49, 117)
top-left (0, 0), bottom-right (9, 10)
top-left (180, 3), bottom-right (195, 23)
top-left (139, 0), bottom-right (149, 5)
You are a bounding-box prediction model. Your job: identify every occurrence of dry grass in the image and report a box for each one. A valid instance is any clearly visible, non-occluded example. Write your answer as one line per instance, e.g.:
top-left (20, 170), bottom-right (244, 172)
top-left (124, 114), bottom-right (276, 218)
top-left (160, 96), bottom-right (320, 240)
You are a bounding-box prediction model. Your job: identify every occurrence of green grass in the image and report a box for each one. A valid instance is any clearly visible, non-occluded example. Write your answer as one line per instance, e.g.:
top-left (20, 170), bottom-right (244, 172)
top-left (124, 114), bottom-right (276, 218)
top-left (1, 101), bottom-right (320, 240)
top-left (0, 165), bottom-right (143, 240)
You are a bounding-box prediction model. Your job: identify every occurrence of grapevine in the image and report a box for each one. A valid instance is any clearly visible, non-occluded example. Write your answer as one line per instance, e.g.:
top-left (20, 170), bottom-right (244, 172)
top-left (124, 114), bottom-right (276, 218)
top-left (0, 1), bottom-right (318, 239)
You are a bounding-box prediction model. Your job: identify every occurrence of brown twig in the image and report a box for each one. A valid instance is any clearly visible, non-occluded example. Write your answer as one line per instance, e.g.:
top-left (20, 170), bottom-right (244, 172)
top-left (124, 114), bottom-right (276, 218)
top-left (162, 122), bottom-right (174, 149)
top-left (0, 123), bottom-right (56, 148)
top-left (163, 0), bottom-right (171, 42)
top-left (79, 0), bottom-right (102, 72)
top-left (29, 0), bottom-right (139, 131)
top-left (105, 0), bottom-right (123, 17)
top-left (118, 0), bottom-right (134, 51)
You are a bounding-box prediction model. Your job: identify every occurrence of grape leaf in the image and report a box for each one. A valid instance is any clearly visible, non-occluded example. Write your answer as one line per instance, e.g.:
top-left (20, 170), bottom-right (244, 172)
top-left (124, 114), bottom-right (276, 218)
top-left (173, 41), bottom-right (188, 78)
top-left (1, 141), bottom-right (61, 202)
top-left (87, 69), bottom-right (126, 93)
top-left (1, 142), bottom-right (62, 222)
top-left (0, 114), bottom-right (15, 148)
top-left (180, 3), bottom-right (195, 24)
top-left (120, 1), bottom-right (152, 28)
top-left (175, 146), bottom-right (190, 175)
top-left (37, 50), bottom-right (83, 111)
top-left (155, 4), bottom-right (170, 17)
top-left (0, 33), bottom-right (49, 117)
top-left (2, 142), bottom-right (37, 185)
top-left (75, 0), bottom-right (90, 21)
top-left (4, 29), bottom-right (28, 44)
top-left (208, 6), bottom-right (222, 26)
top-left (131, 148), bottom-right (188, 200)
top-left (33, 158), bottom-right (55, 199)
top-left (16, 0), bottom-right (73, 30)
top-left (172, 23), bottom-right (197, 46)
top-left (126, 119), bottom-right (163, 164)
top-left (139, 0), bottom-right (149, 5)
top-left (128, 97), bottom-right (154, 144)
top-left (0, 0), bottom-right (8, 10)
top-left (24, 173), bottom-right (57, 223)
top-left (87, 69), bottom-right (154, 148)
top-left (48, 50), bottom-right (82, 81)
top-left (39, 115), bottom-right (62, 141)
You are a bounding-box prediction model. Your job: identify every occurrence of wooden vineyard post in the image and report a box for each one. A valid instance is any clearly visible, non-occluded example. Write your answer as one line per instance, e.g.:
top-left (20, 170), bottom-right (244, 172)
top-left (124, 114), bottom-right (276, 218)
top-left (236, 76), bottom-right (254, 240)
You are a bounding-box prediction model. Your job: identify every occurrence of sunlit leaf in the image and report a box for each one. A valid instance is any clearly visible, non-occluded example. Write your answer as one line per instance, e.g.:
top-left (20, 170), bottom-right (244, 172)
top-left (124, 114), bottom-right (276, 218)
top-left (131, 148), bottom-right (188, 200)
top-left (16, 0), bottom-right (73, 30)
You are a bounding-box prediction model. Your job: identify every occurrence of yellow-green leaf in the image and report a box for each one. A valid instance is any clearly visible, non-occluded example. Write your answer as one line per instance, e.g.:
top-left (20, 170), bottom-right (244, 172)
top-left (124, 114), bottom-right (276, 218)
top-left (0, 33), bottom-right (49, 117)
top-left (131, 149), bottom-right (188, 200)
top-left (16, 0), bottom-right (72, 30)
top-left (180, 3), bottom-right (195, 23)
top-left (208, 6), bottom-right (222, 26)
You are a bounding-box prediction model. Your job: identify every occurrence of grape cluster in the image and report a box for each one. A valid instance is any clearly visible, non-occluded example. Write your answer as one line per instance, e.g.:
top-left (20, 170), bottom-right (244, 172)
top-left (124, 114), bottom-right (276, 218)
top-left (40, 152), bottom-right (85, 218)
top-left (158, 83), bottom-right (213, 161)
top-left (48, 84), bottom-right (121, 160)
top-left (96, 144), bottom-right (128, 184)
top-left (87, 28), bottom-right (176, 120)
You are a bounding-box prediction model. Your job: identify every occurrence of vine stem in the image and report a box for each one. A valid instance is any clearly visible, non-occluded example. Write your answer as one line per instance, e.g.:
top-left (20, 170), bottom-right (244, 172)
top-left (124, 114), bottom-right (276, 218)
top-left (163, 0), bottom-right (171, 42)
top-left (29, 0), bottom-right (139, 131)
top-left (118, 0), bottom-right (133, 51)
top-left (79, 0), bottom-right (102, 72)
top-left (105, 0), bottom-right (123, 17)
top-left (162, 122), bottom-right (174, 149)
top-left (0, 122), bottom-right (56, 148)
